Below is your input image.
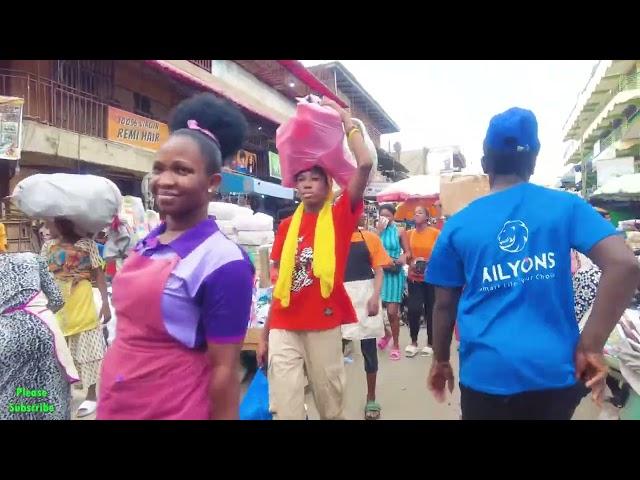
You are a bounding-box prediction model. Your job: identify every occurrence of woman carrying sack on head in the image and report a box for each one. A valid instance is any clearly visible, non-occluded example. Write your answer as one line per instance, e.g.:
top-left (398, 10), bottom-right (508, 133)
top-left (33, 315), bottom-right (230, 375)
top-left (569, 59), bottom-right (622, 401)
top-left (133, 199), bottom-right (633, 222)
top-left (42, 218), bottom-right (111, 418)
top-left (257, 97), bottom-right (373, 420)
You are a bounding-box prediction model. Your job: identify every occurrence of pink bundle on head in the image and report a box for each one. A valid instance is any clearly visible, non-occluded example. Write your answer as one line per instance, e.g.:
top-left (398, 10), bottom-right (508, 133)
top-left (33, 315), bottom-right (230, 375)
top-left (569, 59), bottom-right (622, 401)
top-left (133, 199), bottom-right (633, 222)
top-left (276, 98), bottom-right (357, 188)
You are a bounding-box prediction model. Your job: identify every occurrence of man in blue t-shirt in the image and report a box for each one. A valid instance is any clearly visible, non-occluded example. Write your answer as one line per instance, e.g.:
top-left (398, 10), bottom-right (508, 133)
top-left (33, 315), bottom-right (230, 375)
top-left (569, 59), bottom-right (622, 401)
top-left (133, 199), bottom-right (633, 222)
top-left (426, 107), bottom-right (640, 420)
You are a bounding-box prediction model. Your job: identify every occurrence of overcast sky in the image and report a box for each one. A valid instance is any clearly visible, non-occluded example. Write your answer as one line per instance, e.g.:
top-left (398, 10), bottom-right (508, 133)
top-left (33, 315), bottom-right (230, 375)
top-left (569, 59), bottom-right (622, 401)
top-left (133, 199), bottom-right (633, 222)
top-left (302, 60), bottom-right (596, 185)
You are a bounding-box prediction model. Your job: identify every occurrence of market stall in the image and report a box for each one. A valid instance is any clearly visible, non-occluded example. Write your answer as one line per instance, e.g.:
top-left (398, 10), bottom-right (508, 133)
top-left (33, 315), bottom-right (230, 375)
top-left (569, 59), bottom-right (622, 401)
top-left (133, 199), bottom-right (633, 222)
top-left (219, 171), bottom-right (296, 217)
top-left (207, 200), bottom-right (274, 351)
top-left (589, 173), bottom-right (640, 226)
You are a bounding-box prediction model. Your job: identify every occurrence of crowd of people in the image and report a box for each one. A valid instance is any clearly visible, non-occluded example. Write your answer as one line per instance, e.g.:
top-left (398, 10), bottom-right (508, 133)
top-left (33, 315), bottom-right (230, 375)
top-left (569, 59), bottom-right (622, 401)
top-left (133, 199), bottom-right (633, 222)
top-left (1, 93), bottom-right (639, 420)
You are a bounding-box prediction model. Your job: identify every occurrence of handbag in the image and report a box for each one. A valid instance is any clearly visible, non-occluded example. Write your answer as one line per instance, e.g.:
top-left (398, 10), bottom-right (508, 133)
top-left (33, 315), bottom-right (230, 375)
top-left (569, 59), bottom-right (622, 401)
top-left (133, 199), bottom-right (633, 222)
top-left (386, 262), bottom-right (403, 274)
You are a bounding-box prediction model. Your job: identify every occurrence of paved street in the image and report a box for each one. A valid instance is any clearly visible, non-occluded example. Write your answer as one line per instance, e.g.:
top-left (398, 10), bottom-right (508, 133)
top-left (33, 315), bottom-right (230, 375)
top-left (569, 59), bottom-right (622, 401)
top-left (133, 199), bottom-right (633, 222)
top-left (71, 327), bottom-right (616, 421)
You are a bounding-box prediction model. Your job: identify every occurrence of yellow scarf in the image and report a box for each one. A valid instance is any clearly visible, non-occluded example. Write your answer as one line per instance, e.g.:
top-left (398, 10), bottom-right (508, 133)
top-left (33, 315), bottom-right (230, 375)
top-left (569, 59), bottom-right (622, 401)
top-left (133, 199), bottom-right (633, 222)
top-left (274, 192), bottom-right (336, 308)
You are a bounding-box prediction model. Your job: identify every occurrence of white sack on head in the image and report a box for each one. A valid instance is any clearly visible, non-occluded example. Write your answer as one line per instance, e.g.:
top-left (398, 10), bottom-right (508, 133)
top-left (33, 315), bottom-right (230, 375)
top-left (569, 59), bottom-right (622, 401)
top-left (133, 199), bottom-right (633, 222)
top-left (12, 173), bottom-right (122, 236)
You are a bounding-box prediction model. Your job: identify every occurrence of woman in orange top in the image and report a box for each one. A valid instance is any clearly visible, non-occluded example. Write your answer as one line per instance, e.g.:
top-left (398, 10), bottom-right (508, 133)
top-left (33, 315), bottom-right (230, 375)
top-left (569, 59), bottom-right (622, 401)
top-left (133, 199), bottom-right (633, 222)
top-left (405, 206), bottom-right (440, 357)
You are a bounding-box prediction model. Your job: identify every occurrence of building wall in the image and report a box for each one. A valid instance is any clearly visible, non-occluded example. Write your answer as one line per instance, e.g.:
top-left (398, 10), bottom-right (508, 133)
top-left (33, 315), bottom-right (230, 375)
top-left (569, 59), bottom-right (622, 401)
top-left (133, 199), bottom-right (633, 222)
top-left (160, 60), bottom-right (294, 125)
top-left (3, 60), bottom-right (298, 190)
top-left (399, 149), bottom-right (428, 175)
top-left (20, 120), bottom-right (155, 175)
top-left (112, 61), bottom-right (184, 122)
top-left (211, 60), bottom-right (295, 122)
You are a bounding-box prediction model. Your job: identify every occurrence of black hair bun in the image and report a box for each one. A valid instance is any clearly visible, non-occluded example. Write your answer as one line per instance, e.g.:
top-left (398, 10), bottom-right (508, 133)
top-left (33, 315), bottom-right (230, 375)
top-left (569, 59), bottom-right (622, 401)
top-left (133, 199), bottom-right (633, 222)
top-left (169, 93), bottom-right (248, 159)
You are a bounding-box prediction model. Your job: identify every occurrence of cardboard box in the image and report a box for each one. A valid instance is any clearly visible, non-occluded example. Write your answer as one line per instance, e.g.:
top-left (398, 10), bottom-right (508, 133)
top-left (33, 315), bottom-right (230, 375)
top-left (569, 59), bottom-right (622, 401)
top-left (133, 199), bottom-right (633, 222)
top-left (440, 174), bottom-right (490, 217)
top-left (242, 327), bottom-right (263, 351)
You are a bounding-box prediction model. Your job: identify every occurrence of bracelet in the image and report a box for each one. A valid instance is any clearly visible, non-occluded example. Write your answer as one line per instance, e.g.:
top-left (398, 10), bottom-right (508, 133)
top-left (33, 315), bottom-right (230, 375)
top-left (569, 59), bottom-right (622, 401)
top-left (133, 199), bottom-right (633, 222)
top-left (347, 127), bottom-right (361, 141)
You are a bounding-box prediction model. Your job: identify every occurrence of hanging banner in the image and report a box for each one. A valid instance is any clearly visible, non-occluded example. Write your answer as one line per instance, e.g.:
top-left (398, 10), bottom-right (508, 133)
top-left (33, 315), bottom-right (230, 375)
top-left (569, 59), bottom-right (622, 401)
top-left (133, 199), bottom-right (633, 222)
top-left (0, 96), bottom-right (24, 161)
top-left (107, 107), bottom-right (169, 152)
top-left (268, 151), bottom-right (282, 180)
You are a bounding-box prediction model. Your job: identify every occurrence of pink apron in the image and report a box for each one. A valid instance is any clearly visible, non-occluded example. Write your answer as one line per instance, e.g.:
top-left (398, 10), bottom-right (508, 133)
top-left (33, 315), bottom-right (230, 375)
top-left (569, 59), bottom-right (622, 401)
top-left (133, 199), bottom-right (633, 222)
top-left (97, 251), bottom-right (211, 420)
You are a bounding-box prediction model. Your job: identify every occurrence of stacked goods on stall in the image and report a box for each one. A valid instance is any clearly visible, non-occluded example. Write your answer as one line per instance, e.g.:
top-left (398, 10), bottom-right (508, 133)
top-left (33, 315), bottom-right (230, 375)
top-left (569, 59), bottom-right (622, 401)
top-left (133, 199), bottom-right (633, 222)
top-left (232, 212), bottom-right (275, 348)
top-left (617, 219), bottom-right (640, 252)
top-left (0, 217), bottom-right (40, 253)
top-left (590, 173), bottom-right (640, 227)
top-left (208, 201), bottom-right (253, 244)
top-left (208, 202), bottom-right (275, 350)
top-left (232, 212), bottom-right (275, 265)
top-left (439, 173), bottom-right (490, 217)
top-left (2, 195), bottom-right (45, 254)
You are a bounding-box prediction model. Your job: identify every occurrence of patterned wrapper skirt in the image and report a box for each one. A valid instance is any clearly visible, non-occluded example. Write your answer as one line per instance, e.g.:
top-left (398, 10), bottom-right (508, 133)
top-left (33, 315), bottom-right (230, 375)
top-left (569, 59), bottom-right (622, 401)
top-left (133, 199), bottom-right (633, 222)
top-left (56, 279), bottom-right (105, 388)
top-left (381, 270), bottom-right (405, 304)
top-left (67, 327), bottom-right (105, 388)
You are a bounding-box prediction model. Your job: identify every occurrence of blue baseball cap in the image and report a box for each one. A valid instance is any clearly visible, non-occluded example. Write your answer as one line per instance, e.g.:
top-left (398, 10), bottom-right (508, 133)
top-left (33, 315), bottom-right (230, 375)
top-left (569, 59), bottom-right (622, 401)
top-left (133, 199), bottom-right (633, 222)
top-left (483, 107), bottom-right (540, 155)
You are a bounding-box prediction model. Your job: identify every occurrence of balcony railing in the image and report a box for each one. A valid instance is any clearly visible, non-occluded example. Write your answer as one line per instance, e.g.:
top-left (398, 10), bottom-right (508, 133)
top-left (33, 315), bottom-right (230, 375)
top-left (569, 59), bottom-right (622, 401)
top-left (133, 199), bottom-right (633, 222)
top-left (188, 60), bottom-right (212, 72)
top-left (618, 70), bottom-right (640, 93)
top-left (0, 69), bottom-right (107, 139)
top-left (601, 125), bottom-right (623, 152)
top-left (585, 112), bottom-right (640, 161)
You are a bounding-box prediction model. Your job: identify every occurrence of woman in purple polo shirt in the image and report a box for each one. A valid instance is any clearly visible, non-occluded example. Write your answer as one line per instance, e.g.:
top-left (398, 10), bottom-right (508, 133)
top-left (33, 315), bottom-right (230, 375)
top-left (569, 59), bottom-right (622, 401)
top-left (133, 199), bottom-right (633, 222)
top-left (97, 93), bottom-right (254, 420)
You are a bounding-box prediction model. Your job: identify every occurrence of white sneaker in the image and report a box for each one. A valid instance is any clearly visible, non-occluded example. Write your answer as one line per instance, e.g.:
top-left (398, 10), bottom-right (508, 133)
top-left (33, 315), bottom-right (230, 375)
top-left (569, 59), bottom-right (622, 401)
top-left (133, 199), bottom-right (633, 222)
top-left (421, 346), bottom-right (433, 356)
top-left (405, 345), bottom-right (419, 357)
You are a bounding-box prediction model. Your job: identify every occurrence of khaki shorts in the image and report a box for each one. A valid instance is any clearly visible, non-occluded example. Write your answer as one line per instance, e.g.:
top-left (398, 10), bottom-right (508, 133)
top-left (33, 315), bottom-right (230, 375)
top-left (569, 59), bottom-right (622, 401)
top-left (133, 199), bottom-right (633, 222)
top-left (268, 326), bottom-right (346, 420)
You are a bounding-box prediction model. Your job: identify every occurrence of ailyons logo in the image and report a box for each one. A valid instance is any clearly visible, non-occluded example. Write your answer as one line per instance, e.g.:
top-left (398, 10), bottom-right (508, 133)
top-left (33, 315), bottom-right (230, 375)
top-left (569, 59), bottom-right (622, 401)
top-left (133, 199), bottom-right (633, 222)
top-left (498, 220), bottom-right (529, 253)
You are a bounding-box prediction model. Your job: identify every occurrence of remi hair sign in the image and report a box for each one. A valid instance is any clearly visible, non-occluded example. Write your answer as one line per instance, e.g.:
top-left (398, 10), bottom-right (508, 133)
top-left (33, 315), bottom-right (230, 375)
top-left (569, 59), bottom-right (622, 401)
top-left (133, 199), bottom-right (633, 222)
top-left (107, 107), bottom-right (169, 152)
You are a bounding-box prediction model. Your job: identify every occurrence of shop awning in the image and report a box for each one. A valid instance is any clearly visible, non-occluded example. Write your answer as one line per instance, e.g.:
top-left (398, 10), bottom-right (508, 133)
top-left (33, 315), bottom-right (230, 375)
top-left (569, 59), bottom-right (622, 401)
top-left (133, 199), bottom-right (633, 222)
top-left (144, 60), bottom-right (289, 125)
top-left (220, 171), bottom-right (294, 200)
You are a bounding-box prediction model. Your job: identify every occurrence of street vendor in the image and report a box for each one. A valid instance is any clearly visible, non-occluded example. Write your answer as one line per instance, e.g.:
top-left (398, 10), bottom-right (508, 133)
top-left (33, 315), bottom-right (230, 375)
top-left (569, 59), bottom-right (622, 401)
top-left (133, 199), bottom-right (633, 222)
top-left (97, 93), bottom-right (254, 420)
top-left (257, 97), bottom-right (372, 420)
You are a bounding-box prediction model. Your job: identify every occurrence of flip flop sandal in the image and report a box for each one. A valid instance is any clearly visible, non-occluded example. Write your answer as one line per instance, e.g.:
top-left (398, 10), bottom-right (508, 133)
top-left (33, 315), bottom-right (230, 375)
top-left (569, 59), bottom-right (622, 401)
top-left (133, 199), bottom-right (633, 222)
top-left (364, 401), bottom-right (381, 420)
top-left (76, 400), bottom-right (97, 418)
top-left (405, 345), bottom-right (419, 357)
top-left (420, 346), bottom-right (434, 356)
top-left (377, 336), bottom-right (392, 350)
top-left (389, 349), bottom-right (401, 361)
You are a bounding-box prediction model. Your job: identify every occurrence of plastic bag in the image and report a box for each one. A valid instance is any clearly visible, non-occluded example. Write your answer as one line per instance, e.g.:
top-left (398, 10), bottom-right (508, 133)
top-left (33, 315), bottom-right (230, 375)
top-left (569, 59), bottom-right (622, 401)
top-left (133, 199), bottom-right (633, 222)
top-left (93, 286), bottom-right (116, 346)
top-left (345, 118), bottom-right (378, 184)
top-left (216, 220), bottom-right (236, 236)
top-left (103, 218), bottom-right (134, 261)
top-left (237, 230), bottom-right (275, 246)
top-left (12, 173), bottom-right (122, 236)
top-left (276, 97), bottom-right (356, 188)
top-left (208, 202), bottom-right (253, 221)
top-left (232, 212), bottom-right (274, 232)
top-left (239, 369), bottom-right (272, 420)
top-left (342, 279), bottom-right (385, 340)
